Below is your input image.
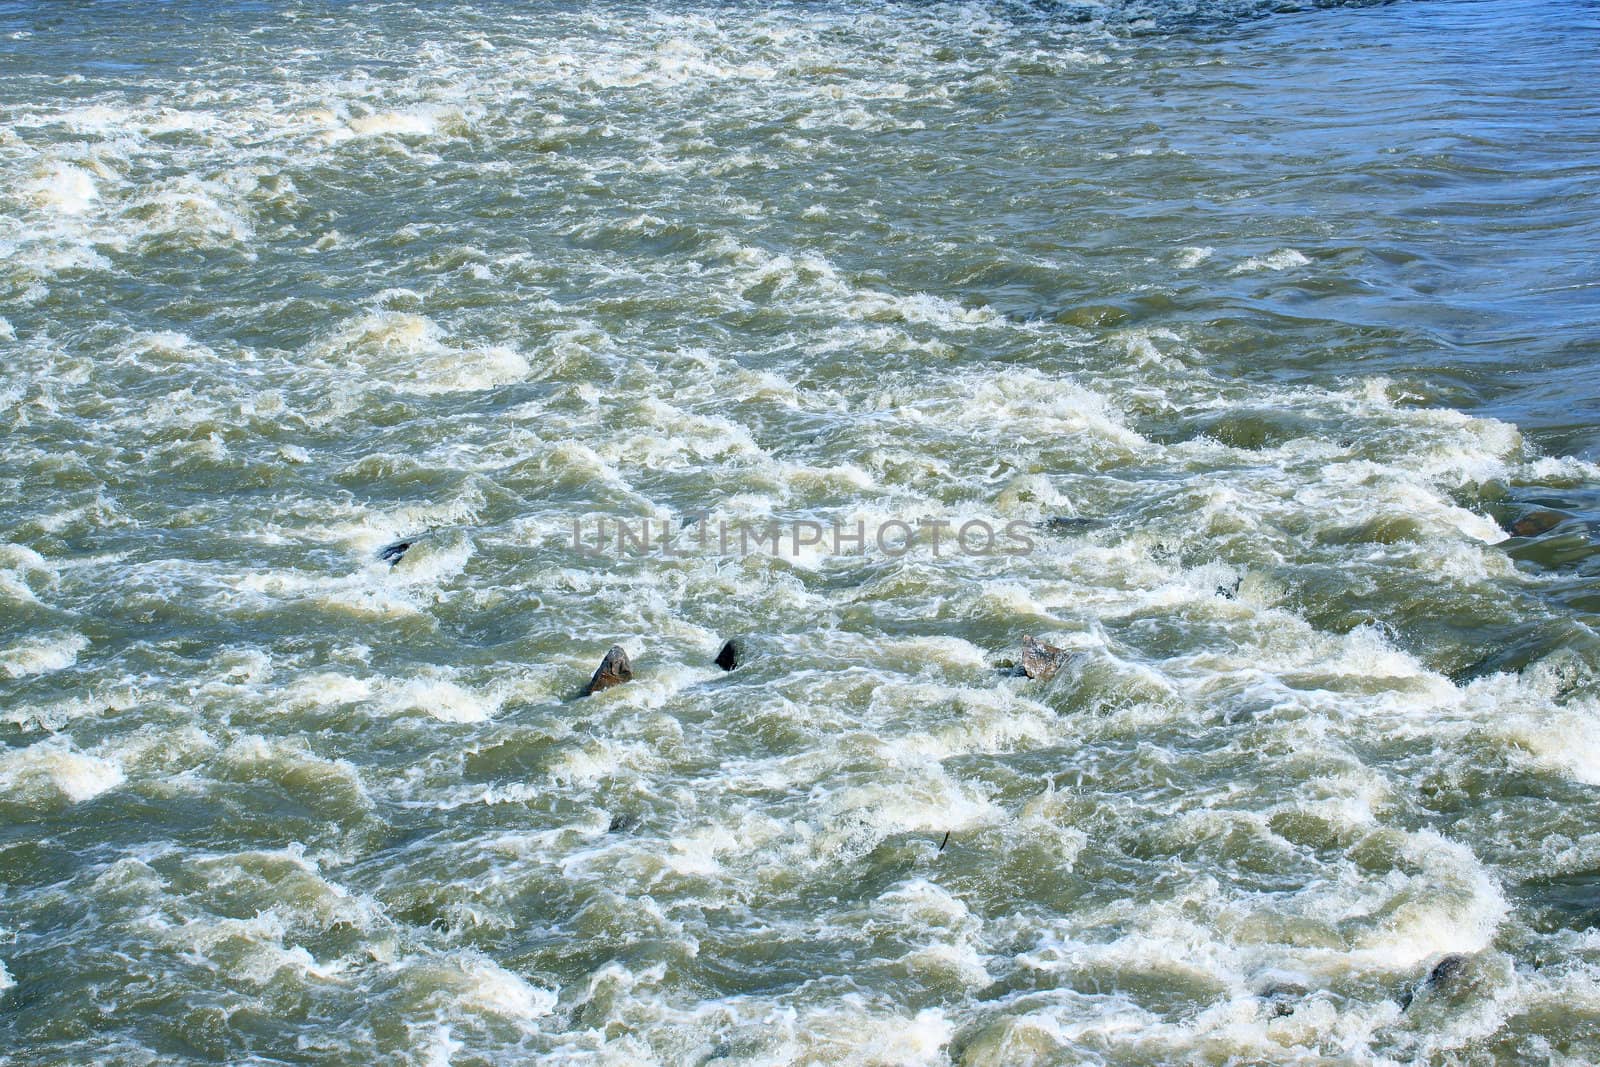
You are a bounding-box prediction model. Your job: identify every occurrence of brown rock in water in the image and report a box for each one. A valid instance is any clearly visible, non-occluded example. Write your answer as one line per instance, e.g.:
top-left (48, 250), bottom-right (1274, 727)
top-left (1511, 510), bottom-right (1568, 537)
top-left (584, 645), bottom-right (633, 695)
top-left (714, 639), bottom-right (740, 671)
top-left (1021, 635), bottom-right (1074, 681)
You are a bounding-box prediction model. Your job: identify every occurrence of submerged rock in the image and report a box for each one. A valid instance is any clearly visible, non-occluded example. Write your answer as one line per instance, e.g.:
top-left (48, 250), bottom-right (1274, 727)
top-left (1021, 635), bottom-right (1075, 681)
top-left (584, 645), bottom-right (633, 696)
top-left (1053, 303), bottom-right (1131, 328)
top-left (714, 639), bottom-right (740, 672)
top-left (1511, 510), bottom-right (1569, 537)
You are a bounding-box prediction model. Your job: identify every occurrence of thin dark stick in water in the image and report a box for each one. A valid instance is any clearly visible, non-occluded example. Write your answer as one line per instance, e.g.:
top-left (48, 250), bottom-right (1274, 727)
top-left (938, 831), bottom-right (950, 852)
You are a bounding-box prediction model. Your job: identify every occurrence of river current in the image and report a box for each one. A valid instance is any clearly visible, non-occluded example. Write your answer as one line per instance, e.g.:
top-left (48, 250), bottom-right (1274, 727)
top-left (2, 1), bottom-right (1599, 1063)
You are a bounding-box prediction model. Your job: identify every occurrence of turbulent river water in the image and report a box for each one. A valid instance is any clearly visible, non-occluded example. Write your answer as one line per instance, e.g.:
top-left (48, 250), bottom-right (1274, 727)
top-left (3, 0), bottom-right (1599, 1063)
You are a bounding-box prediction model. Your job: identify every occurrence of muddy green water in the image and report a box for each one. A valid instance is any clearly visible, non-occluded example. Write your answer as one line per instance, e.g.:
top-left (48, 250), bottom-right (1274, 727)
top-left (2, 1), bottom-right (1599, 1063)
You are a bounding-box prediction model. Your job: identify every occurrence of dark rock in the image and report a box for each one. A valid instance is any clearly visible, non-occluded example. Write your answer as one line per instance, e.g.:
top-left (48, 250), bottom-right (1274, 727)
top-left (1258, 982), bottom-right (1307, 1018)
top-left (1511, 510), bottom-right (1569, 537)
top-left (378, 539), bottom-right (416, 567)
top-left (714, 639), bottom-right (740, 672)
top-left (1042, 516), bottom-right (1096, 533)
top-left (1021, 635), bottom-right (1075, 681)
top-left (584, 645), bottom-right (633, 696)
top-left (1428, 953), bottom-right (1468, 987)
top-left (1401, 952), bottom-right (1470, 1010)
top-left (608, 812), bottom-right (640, 833)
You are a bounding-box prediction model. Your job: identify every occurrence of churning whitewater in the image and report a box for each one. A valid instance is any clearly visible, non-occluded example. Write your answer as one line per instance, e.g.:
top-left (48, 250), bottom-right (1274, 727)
top-left (2, 0), bottom-right (1599, 1063)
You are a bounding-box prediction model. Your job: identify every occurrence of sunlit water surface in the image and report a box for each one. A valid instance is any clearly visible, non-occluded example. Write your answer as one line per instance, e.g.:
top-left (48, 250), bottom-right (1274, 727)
top-left (2, 0), bottom-right (1599, 1063)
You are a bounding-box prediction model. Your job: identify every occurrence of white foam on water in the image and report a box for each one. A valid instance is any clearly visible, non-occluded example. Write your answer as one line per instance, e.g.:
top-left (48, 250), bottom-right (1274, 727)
top-left (124, 174), bottom-right (255, 251)
top-left (547, 736), bottom-right (664, 789)
top-left (941, 370), bottom-right (1151, 459)
top-left (401, 953), bottom-right (559, 1027)
top-left (1347, 829), bottom-right (1508, 970)
top-left (847, 288), bottom-right (996, 327)
top-left (452, 957), bottom-right (558, 1020)
top-left (1481, 687), bottom-right (1600, 786)
top-left (346, 108), bottom-right (453, 139)
top-left (796, 1004), bottom-right (954, 1066)
top-left (1229, 248), bottom-right (1311, 273)
top-left (601, 398), bottom-right (766, 469)
top-left (0, 543), bottom-right (57, 606)
top-left (880, 878), bottom-right (991, 984)
top-left (0, 741), bottom-right (124, 806)
top-left (218, 736), bottom-right (371, 816)
top-left (385, 677), bottom-right (501, 724)
top-left (1521, 453), bottom-right (1600, 483)
top-left (3, 4), bottom-right (1599, 1063)
top-left (166, 909), bottom-right (347, 986)
top-left (189, 847), bottom-right (386, 933)
top-left (716, 241), bottom-right (1003, 333)
top-left (3, 691), bottom-right (125, 733)
top-left (416, 1025), bottom-right (463, 1067)
top-left (231, 567), bottom-right (431, 619)
top-left (27, 159), bottom-right (98, 214)
top-left (283, 671), bottom-right (374, 709)
top-left (813, 768), bottom-right (1005, 863)
top-left (217, 519), bottom-right (476, 619)
top-left (317, 311), bottom-right (531, 394)
top-left (0, 630), bottom-right (86, 679)
top-left (110, 724), bottom-right (220, 787)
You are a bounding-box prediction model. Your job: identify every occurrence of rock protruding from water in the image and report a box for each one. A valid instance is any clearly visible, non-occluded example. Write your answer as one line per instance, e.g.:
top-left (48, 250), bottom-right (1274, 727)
top-left (1042, 516), bottom-right (1097, 534)
top-left (378, 539), bottom-right (416, 567)
top-left (1428, 954), bottom-right (1468, 987)
top-left (1258, 982), bottom-right (1307, 1018)
top-left (1021, 635), bottom-right (1074, 681)
top-left (1401, 953), bottom-right (1470, 1010)
top-left (714, 639), bottom-right (740, 671)
top-left (584, 645), bottom-right (633, 695)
